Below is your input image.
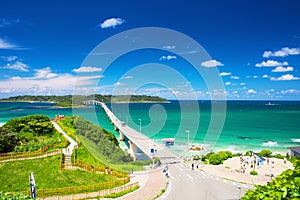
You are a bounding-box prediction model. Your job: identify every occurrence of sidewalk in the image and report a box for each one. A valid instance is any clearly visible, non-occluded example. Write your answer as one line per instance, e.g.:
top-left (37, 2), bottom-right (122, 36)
top-left (117, 167), bottom-right (166, 200)
top-left (51, 121), bottom-right (77, 156)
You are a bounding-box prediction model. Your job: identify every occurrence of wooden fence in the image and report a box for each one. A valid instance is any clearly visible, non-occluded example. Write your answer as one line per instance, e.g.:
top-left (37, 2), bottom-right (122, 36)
top-left (22, 177), bottom-right (132, 198)
top-left (0, 149), bottom-right (61, 162)
top-left (60, 159), bottom-right (128, 179)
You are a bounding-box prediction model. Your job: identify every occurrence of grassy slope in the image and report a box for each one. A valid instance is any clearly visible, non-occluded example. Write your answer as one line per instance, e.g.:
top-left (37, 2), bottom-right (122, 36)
top-left (0, 155), bottom-right (116, 192)
top-left (78, 135), bottom-right (144, 171)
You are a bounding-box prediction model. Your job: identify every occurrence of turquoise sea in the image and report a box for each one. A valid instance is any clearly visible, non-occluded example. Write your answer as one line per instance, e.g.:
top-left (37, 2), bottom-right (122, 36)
top-left (1, 101), bottom-right (300, 154)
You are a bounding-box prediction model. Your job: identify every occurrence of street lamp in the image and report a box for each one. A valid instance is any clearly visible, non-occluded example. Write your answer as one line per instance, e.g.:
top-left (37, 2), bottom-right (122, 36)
top-left (138, 119), bottom-right (142, 133)
top-left (186, 130), bottom-right (190, 149)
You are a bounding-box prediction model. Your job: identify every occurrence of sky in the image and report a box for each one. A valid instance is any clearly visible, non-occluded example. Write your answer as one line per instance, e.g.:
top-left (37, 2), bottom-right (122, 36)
top-left (0, 0), bottom-right (300, 100)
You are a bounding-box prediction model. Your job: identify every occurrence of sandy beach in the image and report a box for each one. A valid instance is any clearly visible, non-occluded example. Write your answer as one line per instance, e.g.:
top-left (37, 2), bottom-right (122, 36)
top-left (200, 156), bottom-right (293, 185)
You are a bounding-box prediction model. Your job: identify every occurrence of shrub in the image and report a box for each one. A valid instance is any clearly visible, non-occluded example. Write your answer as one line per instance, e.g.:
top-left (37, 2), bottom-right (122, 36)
top-left (250, 170), bottom-right (258, 175)
top-left (0, 191), bottom-right (32, 199)
top-left (273, 154), bottom-right (284, 159)
top-left (208, 153), bottom-right (223, 165)
top-left (0, 127), bottom-right (18, 153)
top-left (258, 149), bottom-right (272, 157)
top-left (218, 151), bottom-right (233, 160)
top-left (193, 155), bottom-right (201, 160)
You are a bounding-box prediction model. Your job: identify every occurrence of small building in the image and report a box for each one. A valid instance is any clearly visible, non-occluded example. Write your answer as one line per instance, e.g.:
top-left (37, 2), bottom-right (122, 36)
top-left (289, 146), bottom-right (300, 157)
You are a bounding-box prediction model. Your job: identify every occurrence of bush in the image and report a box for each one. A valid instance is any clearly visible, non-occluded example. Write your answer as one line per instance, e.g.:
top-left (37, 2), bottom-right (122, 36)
top-left (0, 191), bottom-right (32, 199)
top-left (208, 153), bottom-right (223, 165)
top-left (250, 170), bottom-right (258, 175)
top-left (193, 155), bottom-right (201, 160)
top-left (273, 154), bottom-right (284, 159)
top-left (258, 149), bottom-right (272, 157)
top-left (0, 127), bottom-right (18, 153)
top-left (203, 151), bottom-right (233, 165)
top-left (218, 151), bottom-right (233, 160)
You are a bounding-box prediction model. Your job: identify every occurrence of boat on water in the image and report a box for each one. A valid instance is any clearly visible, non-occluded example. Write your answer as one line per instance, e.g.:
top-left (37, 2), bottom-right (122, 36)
top-left (265, 102), bottom-right (276, 106)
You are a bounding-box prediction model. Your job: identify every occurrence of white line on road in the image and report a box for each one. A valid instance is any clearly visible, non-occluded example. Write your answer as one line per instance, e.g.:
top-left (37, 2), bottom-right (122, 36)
top-left (187, 174), bottom-right (194, 180)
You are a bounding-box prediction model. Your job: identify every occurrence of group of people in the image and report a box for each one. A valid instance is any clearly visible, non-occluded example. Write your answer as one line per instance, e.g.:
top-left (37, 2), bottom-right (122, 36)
top-left (238, 152), bottom-right (281, 174)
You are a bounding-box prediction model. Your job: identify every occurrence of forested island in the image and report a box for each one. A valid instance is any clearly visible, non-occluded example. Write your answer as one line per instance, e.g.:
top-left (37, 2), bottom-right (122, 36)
top-left (0, 94), bottom-right (168, 107)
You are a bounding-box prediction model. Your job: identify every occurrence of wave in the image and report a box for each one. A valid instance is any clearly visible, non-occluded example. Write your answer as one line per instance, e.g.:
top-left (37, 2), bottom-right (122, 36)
top-left (262, 141), bottom-right (278, 147)
top-left (291, 138), bottom-right (300, 143)
top-left (0, 122), bottom-right (5, 127)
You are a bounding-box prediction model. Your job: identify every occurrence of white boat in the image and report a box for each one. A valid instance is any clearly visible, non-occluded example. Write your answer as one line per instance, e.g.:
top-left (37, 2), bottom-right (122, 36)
top-left (265, 102), bottom-right (275, 106)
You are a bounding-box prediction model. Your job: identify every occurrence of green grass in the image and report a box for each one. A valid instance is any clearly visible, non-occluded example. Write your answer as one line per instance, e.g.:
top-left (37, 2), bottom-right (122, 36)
top-left (78, 135), bottom-right (144, 172)
top-left (0, 155), bottom-right (116, 192)
top-left (250, 170), bottom-right (258, 176)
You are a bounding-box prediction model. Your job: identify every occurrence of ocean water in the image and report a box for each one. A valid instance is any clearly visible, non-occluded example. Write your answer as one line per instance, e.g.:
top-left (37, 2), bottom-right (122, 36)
top-left (1, 101), bottom-right (300, 154)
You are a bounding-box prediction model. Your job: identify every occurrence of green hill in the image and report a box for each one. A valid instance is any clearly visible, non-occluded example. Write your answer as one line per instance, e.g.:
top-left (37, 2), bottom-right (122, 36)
top-left (0, 94), bottom-right (168, 107)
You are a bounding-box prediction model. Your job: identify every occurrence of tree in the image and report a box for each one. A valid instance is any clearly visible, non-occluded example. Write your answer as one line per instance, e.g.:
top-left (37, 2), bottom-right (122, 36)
top-left (0, 127), bottom-right (18, 153)
top-left (258, 149), bottom-right (272, 157)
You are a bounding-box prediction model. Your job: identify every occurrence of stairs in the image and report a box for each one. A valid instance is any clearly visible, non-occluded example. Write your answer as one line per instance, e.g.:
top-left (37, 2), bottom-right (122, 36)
top-left (64, 154), bottom-right (72, 168)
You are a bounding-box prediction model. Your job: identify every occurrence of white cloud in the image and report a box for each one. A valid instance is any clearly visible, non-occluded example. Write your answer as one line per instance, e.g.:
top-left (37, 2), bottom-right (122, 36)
top-left (262, 74), bottom-right (270, 78)
top-left (72, 66), bottom-right (102, 73)
top-left (240, 82), bottom-right (246, 86)
top-left (0, 73), bottom-right (77, 97)
top-left (1, 61), bottom-right (29, 71)
top-left (1, 56), bottom-right (18, 62)
top-left (272, 66), bottom-right (294, 72)
top-left (115, 82), bottom-right (122, 86)
top-left (270, 74), bottom-right (300, 81)
top-left (33, 67), bottom-right (58, 79)
top-left (253, 75), bottom-right (258, 79)
top-left (278, 89), bottom-right (299, 94)
top-left (255, 60), bottom-right (288, 67)
top-left (160, 55), bottom-right (177, 60)
top-left (100, 18), bottom-right (125, 28)
top-left (219, 72), bottom-right (231, 76)
top-left (263, 47), bottom-right (300, 58)
top-left (247, 89), bottom-right (257, 94)
top-left (201, 59), bottom-right (224, 67)
top-left (163, 45), bottom-right (176, 49)
top-left (230, 76), bottom-right (240, 80)
top-left (0, 38), bottom-right (19, 49)
top-left (225, 82), bottom-right (231, 85)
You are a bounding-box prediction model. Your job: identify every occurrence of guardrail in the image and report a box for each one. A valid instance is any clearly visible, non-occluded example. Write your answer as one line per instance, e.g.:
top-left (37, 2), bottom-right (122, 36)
top-left (22, 177), bottom-right (132, 198)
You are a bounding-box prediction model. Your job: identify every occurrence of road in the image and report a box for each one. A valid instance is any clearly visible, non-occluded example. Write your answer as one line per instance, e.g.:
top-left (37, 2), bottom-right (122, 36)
top-left (159, 158), bottom-right (251, 200)
top-left (95, 101), bottom-right (252, 199)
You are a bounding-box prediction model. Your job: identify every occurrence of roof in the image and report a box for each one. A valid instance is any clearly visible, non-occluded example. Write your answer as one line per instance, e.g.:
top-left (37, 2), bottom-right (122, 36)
top-left (288, 146), bottom-right (300, 152)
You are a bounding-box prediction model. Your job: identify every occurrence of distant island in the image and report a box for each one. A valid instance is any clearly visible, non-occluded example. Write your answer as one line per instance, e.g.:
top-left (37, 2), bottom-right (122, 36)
top-left (0, 94), bottom-right (168, 107)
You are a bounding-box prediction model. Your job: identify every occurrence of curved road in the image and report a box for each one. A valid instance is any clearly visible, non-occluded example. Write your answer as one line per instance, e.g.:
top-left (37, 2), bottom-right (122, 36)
top-left (95, 101), bottom-right (252, 199)
top-left (158, 158), bottom-right (251, 200)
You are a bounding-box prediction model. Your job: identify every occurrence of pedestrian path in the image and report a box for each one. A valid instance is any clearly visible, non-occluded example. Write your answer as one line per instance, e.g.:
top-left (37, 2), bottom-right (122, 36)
top-left (117, 167), bottom-right (166, 200)
top-left (51, 121), bottom-right (77, 157)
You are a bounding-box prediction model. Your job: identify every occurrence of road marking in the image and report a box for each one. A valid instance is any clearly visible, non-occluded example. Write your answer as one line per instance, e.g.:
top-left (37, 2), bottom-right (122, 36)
top-left (187, 174), bottom-right (194, 180)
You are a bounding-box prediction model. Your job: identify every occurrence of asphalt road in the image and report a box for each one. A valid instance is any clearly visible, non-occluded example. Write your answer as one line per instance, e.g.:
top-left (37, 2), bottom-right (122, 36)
top-left (158, 158), bottom-right (252, 200)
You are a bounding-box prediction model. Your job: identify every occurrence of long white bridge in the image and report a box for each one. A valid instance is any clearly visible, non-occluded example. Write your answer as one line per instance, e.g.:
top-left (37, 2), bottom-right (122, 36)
top-left (84, 100), bottom-right (178, 162)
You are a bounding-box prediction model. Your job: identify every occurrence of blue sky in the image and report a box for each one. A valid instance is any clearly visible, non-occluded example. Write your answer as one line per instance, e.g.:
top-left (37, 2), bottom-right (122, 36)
top-left (0, 0), bottom-right (300, 100)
